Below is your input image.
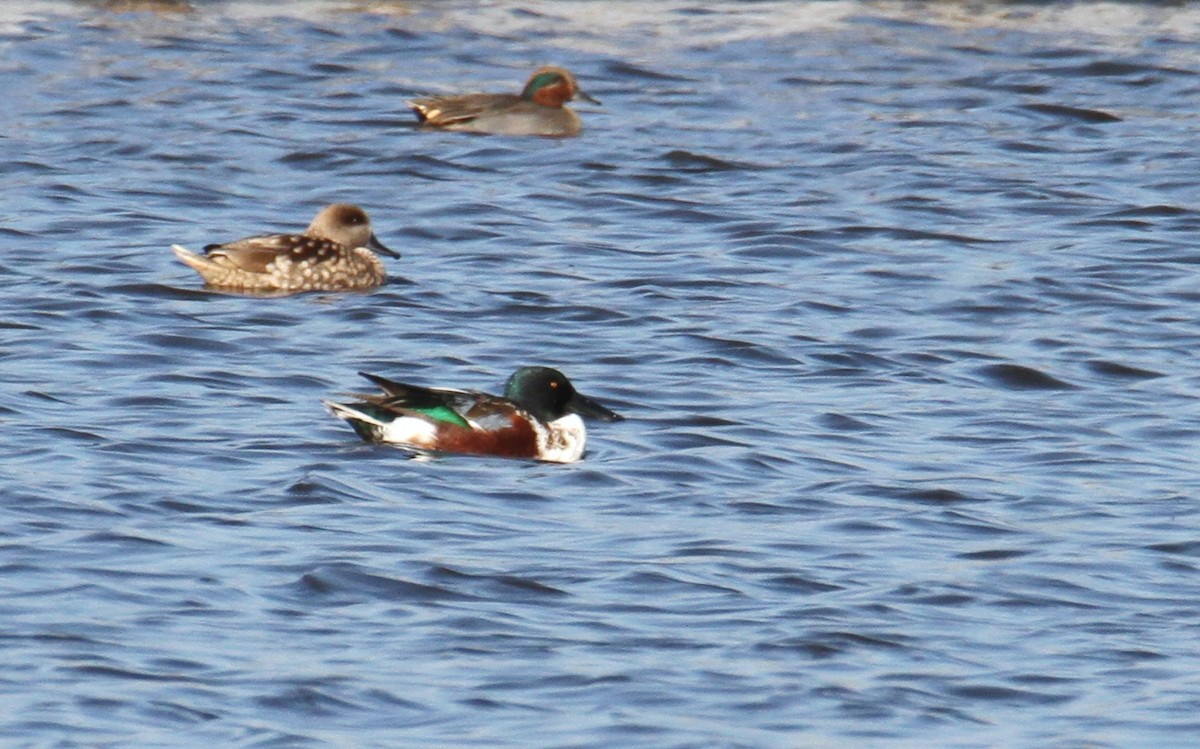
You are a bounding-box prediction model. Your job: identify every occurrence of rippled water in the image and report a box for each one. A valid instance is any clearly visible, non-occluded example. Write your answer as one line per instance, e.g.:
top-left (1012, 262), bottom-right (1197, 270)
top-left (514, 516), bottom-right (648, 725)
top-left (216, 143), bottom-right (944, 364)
top-left (4, 1), bottom-right (1200, 746)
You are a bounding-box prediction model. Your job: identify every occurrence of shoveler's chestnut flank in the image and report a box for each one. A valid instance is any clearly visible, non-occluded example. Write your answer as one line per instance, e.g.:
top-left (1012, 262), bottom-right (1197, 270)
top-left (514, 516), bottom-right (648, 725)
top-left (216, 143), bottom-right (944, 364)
top-left (409, 66), bottom-right (599, 137)
top-left (324, 367), bottom-right (623, 463)
top-left (172, 203), bottom-right (398, 293)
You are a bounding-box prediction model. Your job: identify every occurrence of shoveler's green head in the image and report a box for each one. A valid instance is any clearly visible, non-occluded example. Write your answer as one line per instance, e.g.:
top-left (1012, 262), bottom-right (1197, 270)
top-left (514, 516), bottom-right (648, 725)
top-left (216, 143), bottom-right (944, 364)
top-left (505, 366), bottom-right (622, 424)
top-left (520, 66), bottom-right (600, 108)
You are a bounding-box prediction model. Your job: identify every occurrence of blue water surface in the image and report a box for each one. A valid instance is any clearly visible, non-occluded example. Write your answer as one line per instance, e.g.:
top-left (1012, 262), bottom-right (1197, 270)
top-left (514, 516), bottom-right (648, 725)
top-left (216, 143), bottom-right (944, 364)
top-left (2, 1), bottom-right (1200, 747)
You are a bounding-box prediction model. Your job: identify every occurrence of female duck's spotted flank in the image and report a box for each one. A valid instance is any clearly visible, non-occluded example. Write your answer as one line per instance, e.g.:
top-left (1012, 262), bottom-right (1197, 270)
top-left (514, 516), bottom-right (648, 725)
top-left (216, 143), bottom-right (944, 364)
top-left (409, 66), bottom-right (599, 137)
top-left (324, 367), bottom-right (623, 463)
top-left (172, 203), bottom-right (398, 293)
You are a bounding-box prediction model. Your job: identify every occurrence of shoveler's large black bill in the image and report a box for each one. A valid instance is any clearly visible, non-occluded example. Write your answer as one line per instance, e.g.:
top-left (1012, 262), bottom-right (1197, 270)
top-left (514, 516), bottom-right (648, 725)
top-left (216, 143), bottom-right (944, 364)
top-left (568, 391), bottom-right (623, 422)
top-left (368, 234), bottom-right (400, 258)
top-left (576, 89), bottom-right (601, 105)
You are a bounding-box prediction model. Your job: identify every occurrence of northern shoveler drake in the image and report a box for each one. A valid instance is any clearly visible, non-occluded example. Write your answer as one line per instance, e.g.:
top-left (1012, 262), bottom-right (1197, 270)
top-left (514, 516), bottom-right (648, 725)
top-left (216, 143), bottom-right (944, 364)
top-left (324, 367), bottom-right (623, 463)
top-left (409, 66), bottom-right (599, 137)
top-left (172, 203), bottom-right (398, 293)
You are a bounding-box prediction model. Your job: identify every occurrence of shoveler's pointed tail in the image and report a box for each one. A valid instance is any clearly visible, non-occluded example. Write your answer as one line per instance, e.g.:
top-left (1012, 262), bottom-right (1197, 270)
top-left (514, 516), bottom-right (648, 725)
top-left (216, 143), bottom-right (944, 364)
top-left (324, 400), bottom-right (389, 443)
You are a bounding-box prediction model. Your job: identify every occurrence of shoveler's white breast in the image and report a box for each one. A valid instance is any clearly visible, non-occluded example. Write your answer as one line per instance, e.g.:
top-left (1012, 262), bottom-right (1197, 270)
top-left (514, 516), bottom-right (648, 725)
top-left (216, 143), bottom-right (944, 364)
top-left (533, 413), bottom-right (587, 463)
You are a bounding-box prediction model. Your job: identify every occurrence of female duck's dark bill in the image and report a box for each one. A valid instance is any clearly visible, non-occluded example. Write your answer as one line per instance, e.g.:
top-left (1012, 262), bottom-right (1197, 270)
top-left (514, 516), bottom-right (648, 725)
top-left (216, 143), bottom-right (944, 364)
top-left (577, 89), bottom-right (601, 105)
top-left (368, 234), bottom-right (400, 258)
top-left (569, 390), bottom-right (623, 422)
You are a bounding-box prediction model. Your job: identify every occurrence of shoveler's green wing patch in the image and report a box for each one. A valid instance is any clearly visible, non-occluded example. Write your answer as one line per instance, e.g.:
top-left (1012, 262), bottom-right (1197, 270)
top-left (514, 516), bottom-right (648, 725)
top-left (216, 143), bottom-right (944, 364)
top-left (358, 372), bottom-right (475, 429)
top-left (408, 403), bottom-right (472, 429)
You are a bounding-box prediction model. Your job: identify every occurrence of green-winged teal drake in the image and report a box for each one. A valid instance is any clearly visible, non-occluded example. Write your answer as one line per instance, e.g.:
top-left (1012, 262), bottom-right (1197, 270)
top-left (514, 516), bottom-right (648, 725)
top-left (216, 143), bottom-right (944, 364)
top-left (324, 367), bottom-right (623, 463)
top-left (409, 66), bottom-right (599, 137)
top-left (172, 203), bottom-right (398, 293)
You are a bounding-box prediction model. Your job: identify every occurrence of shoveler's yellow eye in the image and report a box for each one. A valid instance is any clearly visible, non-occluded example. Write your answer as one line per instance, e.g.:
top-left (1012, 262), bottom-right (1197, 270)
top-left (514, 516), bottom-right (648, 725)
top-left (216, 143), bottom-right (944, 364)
top-left (550, 381), bottom-right (559, 389)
